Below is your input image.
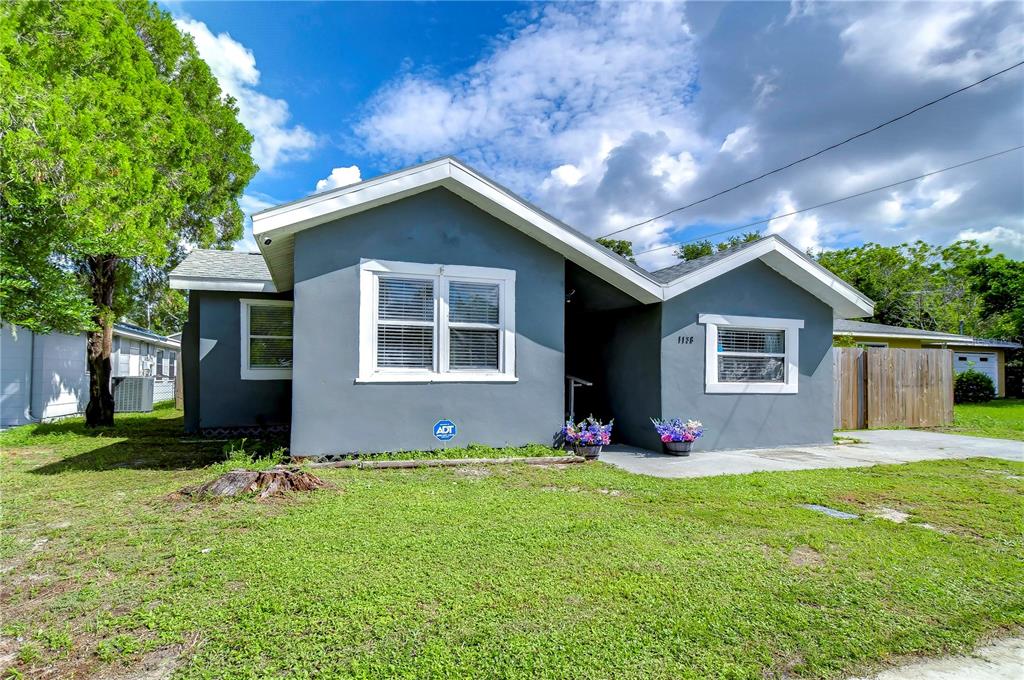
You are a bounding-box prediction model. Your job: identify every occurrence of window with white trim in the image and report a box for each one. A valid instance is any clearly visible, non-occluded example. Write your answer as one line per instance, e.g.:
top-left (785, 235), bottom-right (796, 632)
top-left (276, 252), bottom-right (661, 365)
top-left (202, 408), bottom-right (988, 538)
top-left (240, 299), bottom-right (293, 380)
top-left (359, 260), bottom-right (516, 382)
top-left (698, 314), bottom-right (803, 394)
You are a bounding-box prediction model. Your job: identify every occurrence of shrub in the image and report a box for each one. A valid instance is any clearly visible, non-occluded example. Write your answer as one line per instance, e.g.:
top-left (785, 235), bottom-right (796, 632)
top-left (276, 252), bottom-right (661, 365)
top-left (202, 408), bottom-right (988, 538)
top-left (954, 369), bottom-right (995, 403)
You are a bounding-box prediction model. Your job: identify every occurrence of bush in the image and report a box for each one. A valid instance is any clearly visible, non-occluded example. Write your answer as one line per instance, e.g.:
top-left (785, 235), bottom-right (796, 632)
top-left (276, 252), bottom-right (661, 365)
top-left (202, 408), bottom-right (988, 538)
top-left (954, 369), bottom-right (995, 403)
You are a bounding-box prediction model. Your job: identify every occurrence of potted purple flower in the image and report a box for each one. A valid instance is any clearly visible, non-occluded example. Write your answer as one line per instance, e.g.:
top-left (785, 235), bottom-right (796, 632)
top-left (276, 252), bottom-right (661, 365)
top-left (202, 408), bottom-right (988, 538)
top-left (562, 416), bottom-right (612, 460)
top-left (651, 418), bottom-right (704, 456)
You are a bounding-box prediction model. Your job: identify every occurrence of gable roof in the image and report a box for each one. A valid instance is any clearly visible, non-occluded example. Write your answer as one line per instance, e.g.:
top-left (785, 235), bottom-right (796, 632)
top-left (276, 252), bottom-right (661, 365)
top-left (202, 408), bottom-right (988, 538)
top-left (170, 249), bottom-right (276, 293)
top-left (834, 319), bottom-right (1021, 348)
top-left (173, 157), bottom-right (873, 318)
top-left (648, 238), bottom-right (768, 283)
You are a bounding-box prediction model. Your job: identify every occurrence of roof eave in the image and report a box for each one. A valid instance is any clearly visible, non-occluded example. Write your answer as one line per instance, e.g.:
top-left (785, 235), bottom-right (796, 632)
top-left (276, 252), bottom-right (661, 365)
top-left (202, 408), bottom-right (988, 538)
top-left (169, 275), bottom-right (277, 293)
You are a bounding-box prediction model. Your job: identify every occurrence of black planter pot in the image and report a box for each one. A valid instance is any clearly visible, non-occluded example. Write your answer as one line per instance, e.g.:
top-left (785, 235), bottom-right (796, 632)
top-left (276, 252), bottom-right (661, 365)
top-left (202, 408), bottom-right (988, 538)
top-left (574, 445), bottom-right (603, 460)
top-left (663, 441), bottom-right (693, 456)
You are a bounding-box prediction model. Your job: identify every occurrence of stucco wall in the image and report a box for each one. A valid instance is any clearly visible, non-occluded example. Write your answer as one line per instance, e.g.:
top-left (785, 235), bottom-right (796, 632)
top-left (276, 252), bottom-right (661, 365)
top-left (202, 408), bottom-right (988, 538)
top-left (660, 260), bottom-right (835, 451)
top-left (190, 290), bottom-right (293, 430)
top-left (290, 188), bottom-right (565, 456)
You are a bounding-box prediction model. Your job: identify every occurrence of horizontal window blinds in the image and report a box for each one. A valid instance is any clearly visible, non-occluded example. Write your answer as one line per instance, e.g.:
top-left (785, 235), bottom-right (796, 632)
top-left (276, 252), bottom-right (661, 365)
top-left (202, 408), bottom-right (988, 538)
top-left (248, 303), bottom-right (293, 369)
top-left (450, 329), bottom-right (499, 370)
top-left (379, 278), bottom-right (434, 321)
top-left (377, 326), bottom-right (433, 368)
top-left (449, 281), bottom-right (499, 324)
top-left (718, 328), bottom-right (785, 354)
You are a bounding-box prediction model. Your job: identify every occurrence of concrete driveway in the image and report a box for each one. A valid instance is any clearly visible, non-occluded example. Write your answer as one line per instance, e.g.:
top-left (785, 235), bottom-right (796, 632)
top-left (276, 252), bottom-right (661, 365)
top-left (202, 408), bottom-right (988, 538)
top-left (599, 429), bottom-right (1023, 479)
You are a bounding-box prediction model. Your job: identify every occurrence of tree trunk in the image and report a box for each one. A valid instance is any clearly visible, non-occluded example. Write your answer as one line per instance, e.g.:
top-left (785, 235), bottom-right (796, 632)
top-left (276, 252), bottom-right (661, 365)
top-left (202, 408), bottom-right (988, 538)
top-left (85, 255), bottom-right (118, 427)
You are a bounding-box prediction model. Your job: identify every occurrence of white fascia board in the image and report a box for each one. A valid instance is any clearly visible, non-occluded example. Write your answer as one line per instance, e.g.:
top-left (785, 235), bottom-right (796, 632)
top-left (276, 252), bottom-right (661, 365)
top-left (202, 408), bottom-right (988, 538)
top-left (252, 161), bottom-right (451, 236)
top-left (245, 161), bottom-right (872, 316)
top-left (833, 330), bottom-right (963, 341)
top-left (112, 328), bottom-right (180, 349)
top-left (169, 275), bottom-right (277, 293)
top-left (443, 165), bottom-right (663, 303)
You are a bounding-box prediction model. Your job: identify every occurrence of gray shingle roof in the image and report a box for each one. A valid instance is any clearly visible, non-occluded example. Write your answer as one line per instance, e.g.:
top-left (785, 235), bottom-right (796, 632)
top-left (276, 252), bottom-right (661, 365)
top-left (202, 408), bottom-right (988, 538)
top-left (647, 237), bottom-right (769, 283)
top-left (833, 320), bottom-right (957, 338)
top-left (834, 319), bottom-right (1021, 348)
top-left (171, 249), bottom-right (272, 282)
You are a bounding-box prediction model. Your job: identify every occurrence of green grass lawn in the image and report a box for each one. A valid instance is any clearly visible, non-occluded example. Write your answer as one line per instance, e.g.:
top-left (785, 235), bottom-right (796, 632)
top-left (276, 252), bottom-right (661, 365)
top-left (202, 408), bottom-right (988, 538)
top-left (942, 398), bottom-right (1024, 441)
top-left (2, 407), bottom-right (1022, 679)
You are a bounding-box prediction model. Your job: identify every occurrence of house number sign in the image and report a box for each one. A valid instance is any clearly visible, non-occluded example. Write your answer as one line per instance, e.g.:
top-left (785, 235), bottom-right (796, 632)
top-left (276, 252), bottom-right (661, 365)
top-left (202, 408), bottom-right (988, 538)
top-left (677, 335), bottom-right (695, 345)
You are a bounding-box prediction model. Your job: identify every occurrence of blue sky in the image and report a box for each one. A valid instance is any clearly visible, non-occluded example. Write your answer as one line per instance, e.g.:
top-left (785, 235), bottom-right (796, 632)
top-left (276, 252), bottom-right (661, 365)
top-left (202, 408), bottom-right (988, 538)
top-left (168, 1), bottom-right (1024, 268)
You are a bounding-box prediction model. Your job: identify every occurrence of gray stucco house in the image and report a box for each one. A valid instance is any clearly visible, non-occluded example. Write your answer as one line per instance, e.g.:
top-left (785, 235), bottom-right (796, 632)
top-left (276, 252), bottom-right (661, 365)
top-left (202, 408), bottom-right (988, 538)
top-left (170, 157), bottom-right (873, 456)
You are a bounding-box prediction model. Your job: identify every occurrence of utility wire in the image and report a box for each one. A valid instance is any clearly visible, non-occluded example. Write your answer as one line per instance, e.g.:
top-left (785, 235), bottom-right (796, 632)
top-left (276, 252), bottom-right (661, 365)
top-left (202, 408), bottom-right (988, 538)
top-left (600, 60), bottom-right (1024, 238)
top-left (634, 145), bottom-right (1024, 257)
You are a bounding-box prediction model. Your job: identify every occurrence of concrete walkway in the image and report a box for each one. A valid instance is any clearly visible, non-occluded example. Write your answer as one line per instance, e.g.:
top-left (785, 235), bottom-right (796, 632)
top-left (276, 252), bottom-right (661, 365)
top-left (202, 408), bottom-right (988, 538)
top-left (848, 636), bottom-right (1023, 680)
top-left (599, 429), bottom-right (1022, 479)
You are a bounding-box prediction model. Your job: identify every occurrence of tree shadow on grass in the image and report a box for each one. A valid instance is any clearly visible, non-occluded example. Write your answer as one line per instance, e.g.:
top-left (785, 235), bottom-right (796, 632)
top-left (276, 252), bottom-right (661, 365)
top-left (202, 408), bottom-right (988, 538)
top-left (28, 437), bottom-right (226, 474)
top-left (15, 405), bottom-right (285, 474)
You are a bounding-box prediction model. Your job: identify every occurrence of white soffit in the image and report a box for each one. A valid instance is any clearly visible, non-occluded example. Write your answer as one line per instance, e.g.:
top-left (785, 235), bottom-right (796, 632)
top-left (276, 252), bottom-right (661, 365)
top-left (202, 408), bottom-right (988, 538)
top-left (250, 157), bottom-right (873, 317)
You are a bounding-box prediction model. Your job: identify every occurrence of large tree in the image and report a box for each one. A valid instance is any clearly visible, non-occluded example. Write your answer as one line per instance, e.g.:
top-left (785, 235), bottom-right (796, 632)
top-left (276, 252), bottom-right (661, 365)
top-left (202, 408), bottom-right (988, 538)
top-left (0, 0), bottom-right (256, 425)
top-left (815, 240), bottom-right (1014, 338)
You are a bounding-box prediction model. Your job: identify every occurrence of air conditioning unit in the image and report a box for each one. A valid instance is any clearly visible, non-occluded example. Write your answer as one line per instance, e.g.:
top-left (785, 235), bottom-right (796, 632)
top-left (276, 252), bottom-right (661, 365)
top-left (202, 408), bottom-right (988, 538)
top-left (113, 376), bottom-right (154, 412)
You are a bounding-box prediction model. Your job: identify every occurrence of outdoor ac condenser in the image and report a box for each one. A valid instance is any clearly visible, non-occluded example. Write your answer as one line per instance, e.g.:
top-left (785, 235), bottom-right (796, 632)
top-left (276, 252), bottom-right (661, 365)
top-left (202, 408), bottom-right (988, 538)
top-left (112, 376), bottom-right (155, 413)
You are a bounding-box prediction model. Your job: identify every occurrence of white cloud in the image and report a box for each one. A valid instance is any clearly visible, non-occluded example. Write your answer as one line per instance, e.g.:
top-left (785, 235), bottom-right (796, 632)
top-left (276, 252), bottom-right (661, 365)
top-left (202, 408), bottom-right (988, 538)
top-left (550, 164), bottom-right (584, 187)
top-left (956, 226), bottom-right (1024, 259)
top-left (719, 126), bottom-right (758, 158)
top-left (350, 1), bottom-right (1022, 269)
top-left (175, 18), bottom-right (317, 171)
top-left (315, 165), bottom-right (363, 192)
top-left (765, 191), bottom-right (822, 252)
top-left (356, 2), bottom-right (704, 242)
top-left (839, 3), bottom-right (1024, 83)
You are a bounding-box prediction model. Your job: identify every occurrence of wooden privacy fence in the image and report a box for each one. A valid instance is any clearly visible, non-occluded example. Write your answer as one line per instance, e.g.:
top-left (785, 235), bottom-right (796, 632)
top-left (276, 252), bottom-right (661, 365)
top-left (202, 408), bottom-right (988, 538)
top-left (833, 347), bottom-right (953, 430)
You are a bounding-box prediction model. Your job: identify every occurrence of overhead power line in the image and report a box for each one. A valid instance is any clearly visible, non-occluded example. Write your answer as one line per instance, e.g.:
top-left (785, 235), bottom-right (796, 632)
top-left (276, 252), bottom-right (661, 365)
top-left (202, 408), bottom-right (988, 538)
top-left (600, 59), bottom-right (1024, 238)
top-left (633, 145), bottom-right (1024, 257)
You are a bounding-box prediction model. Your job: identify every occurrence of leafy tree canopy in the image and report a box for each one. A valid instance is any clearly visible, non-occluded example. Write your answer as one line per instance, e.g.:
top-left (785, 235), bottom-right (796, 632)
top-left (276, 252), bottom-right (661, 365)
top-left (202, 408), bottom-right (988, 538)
top-left (675, 232), bottom-right (761, 262)
top-left (596, 237), bottom-right (636, 263)
top-left (0, 0), bottom-right (256, 334)
top-left (816, 240), bottom-right (1022, 342)
top-left (0, 0), bottom-right (257, 424)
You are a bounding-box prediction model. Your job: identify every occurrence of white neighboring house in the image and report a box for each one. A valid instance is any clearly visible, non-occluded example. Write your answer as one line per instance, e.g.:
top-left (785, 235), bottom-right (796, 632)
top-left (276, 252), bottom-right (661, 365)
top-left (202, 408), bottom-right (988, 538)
top-left (0, 322), bottom-right (180, 428)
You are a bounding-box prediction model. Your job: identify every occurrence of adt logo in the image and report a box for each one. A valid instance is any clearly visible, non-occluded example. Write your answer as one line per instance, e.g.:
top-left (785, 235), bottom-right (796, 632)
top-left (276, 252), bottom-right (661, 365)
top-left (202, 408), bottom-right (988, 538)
top-left (433, 419), bottom-right (457, 441)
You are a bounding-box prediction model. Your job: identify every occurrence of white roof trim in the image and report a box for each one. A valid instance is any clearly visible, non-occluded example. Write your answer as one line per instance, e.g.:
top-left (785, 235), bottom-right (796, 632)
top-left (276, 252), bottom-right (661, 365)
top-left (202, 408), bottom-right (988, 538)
top-left (249, 157), bottom-right (873, 317)
top-left (169, 275), bottom-right (277, 293)
top-left (832, 329), bottom-right (963, 341)
top-left (112, 327), bottom-right (180, 348)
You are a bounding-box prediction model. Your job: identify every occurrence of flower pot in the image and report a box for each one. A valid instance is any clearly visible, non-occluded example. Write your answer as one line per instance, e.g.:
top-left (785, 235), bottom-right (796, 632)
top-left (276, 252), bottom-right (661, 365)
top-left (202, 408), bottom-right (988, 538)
top-left (574, 445), bottom-right (603, 460)
top-left (663, 441), bottom-right (693, 456)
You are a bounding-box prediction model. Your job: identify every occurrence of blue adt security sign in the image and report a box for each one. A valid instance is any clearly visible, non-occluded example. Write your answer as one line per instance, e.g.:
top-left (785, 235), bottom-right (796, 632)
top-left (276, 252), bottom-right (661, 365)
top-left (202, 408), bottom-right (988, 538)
top-left (433, 419), bottom-right (457, 441)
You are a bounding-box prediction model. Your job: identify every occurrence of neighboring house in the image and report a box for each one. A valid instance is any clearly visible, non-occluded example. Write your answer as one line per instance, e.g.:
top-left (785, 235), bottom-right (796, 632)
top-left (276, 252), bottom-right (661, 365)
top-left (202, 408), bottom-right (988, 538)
top-left (834, 319), bottom-right (1020, 397)
top-left (0, 322), bottom-right (180, 428)
top-left (170, 157), bottom-right (873, 456)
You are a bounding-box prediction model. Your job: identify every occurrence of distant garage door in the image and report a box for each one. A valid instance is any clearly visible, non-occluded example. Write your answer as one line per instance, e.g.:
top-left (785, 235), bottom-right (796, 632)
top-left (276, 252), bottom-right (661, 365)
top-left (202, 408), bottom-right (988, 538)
top-left (954, 352), bottom-right (998, 393)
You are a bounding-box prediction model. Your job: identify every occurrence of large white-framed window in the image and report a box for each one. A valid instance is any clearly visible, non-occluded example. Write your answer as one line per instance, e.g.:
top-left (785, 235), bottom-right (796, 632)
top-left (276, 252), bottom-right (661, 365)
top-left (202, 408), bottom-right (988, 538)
top-left (358, 259), bottom-right (516, 383)
top-left (240, 299), bottom-right (293, 380)
top-left (699, 314), bottom-right (803, 394)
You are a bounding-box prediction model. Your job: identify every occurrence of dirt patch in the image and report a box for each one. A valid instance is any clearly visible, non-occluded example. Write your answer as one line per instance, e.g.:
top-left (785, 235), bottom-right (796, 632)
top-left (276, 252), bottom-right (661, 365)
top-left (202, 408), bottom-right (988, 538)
top-left (788, 545), bottom-right (825, 567)
top-left (872, 507), bottom-right (911, 523)
top-left (596, 488), bottom-right (625, 497)
top-left (453, 466), bottom-right (492, 479)
top-left (94, 645), bottom-right (184, 680)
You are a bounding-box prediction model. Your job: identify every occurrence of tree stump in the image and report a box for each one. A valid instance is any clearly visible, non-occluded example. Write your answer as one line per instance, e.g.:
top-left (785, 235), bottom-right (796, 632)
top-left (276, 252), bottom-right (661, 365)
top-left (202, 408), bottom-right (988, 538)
top-left (180, 466), bottom-right (331, 500)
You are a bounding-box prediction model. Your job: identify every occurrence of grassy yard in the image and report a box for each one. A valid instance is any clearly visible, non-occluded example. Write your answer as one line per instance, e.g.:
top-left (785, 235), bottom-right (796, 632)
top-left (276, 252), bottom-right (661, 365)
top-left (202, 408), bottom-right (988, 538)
top-left (941, 398), bottom-right (1024, 441)
top-left (1, 407), bottom-right (1022, 679)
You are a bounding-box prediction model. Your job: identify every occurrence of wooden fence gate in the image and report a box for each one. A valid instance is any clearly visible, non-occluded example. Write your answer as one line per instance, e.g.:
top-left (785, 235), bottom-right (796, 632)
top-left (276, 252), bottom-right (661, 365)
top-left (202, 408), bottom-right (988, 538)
top-left (833, 347), bottom-right (953, 430)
